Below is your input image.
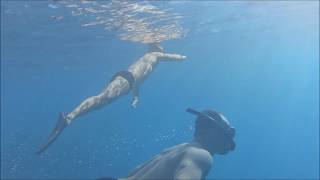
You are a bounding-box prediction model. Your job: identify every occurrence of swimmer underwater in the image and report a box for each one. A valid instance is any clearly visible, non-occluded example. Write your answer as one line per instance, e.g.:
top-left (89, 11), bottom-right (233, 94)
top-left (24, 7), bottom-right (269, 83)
top-left (36, 43), bottom-right (186, 154)
top-left (97, 108), bottom-right (236, 180)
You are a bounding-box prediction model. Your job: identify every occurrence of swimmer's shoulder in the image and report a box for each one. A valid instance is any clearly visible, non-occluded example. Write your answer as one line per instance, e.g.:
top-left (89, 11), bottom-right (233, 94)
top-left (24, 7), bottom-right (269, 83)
top-left (183, 145), bottom-right (213, 171)
top-left (145, 52), bottom-right (164, 58)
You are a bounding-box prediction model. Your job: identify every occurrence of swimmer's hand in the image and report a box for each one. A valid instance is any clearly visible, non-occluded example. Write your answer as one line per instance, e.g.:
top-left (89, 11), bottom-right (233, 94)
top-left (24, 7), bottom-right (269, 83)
top-left (179, 55), bottom-right (187, 60)
top-left (132, 97), bottom-right (139, 108)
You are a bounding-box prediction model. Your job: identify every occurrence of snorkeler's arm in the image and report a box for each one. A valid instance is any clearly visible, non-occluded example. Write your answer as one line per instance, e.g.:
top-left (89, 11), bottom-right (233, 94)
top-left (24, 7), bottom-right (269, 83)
top-left (174, 148), bottom-right (212, 180)
top-left (154, 52), bottom-right (187, 61)
top-left (131, 84), bottom-right (139, 108)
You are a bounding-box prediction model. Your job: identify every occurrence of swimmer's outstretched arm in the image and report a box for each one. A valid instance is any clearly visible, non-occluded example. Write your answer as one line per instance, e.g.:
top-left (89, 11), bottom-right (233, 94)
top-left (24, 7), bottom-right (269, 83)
top-left (154, 52), bottom-right (187, 61)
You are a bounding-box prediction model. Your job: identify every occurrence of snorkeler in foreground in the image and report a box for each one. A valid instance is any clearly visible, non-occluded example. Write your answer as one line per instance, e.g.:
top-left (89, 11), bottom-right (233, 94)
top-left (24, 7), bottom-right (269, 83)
top-left (36, 43), bottom-right (186, 154)
top-left (97, 108), bottom-right (236, 180)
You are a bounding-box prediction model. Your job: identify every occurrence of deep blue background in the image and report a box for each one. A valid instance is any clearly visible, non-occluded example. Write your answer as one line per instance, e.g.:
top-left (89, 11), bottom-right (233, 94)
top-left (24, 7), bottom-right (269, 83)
top-left (1, 1), bottom-right (319, 179)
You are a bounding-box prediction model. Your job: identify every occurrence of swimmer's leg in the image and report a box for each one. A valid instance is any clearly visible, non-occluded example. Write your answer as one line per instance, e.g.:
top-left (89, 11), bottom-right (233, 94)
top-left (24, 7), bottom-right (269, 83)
top-left (65, 93), bottom-right (110, 123)
top-left (36, 77), bottom-right (130, 154)
top-left (66, 76), bottom-right (131, 122)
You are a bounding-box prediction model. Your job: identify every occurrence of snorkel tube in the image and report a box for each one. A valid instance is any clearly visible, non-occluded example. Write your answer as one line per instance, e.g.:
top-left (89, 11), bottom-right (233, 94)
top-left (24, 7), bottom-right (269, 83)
top-left (186, 108), bottom-right (203, 116)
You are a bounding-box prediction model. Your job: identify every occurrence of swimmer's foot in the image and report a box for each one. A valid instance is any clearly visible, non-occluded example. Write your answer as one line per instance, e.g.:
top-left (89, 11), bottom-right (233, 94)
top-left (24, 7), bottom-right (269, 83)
top-left (35, 112), bottom-right (69, 154)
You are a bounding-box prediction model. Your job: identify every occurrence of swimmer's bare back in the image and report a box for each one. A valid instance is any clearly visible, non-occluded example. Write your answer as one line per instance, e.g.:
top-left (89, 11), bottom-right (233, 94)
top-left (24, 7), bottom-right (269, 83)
top-left (36, 50), bottom-right (186, 154)
top-left (119, 143), bottom-right (212, 180)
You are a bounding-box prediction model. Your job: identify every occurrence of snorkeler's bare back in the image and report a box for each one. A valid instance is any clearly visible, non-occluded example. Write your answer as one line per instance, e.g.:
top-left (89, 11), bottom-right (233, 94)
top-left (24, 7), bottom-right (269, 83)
top-left (120, 143), bottom-right (212, 180)
top-left (128, 52), bottom-right (186, 85)
top-left (128, 52), bottom-right (159, 85)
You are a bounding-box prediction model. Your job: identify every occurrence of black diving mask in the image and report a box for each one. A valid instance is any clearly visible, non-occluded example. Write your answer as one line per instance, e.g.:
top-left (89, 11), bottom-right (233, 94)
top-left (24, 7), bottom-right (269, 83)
top-left (187, 108), bottom-right (236, 140)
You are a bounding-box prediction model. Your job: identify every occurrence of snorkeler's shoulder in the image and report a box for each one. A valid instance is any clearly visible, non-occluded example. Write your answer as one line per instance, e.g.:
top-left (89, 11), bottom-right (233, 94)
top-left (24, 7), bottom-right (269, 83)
top-left (183, 145), bottom-right (213, 170)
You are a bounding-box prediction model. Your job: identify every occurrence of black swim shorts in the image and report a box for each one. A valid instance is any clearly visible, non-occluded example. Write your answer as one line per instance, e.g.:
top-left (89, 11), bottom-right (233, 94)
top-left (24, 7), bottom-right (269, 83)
top-left (110, 70), bottom-right (135, 89)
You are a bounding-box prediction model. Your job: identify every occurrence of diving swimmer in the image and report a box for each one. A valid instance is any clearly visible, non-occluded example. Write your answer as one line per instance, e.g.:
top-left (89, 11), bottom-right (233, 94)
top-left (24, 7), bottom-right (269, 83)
top-left (97, 108), bottom-right (236, 180)
top-left (36, 43), bottom-right (187, 154)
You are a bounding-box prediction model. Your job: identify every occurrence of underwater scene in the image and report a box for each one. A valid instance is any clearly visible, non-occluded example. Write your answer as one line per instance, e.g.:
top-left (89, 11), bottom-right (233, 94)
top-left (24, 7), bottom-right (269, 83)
top-left (1, 1), bottom-right (319, 179)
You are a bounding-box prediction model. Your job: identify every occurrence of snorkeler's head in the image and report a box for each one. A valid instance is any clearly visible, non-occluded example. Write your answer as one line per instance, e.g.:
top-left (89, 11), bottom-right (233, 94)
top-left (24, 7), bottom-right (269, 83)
top-left (148, 43), bottom-right (164, 53)
top-left (187, 108), bottom-right (236, 155)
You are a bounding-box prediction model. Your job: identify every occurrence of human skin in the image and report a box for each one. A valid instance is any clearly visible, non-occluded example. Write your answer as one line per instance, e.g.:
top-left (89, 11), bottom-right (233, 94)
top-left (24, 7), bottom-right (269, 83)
top-left (118, 142), bottom-right (213, 180)
top-left (66, 50), bottom-right (186, 123)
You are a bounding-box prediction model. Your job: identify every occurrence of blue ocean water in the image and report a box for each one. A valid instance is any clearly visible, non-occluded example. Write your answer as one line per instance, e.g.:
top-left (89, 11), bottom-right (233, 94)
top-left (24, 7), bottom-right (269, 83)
top-left (1, 1), bottom-right (319, 179)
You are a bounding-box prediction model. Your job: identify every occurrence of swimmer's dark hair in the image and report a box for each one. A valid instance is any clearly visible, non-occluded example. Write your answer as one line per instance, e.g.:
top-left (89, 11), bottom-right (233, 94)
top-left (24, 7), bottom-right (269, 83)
top-left (148, 43), bottom-right (164, 53)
